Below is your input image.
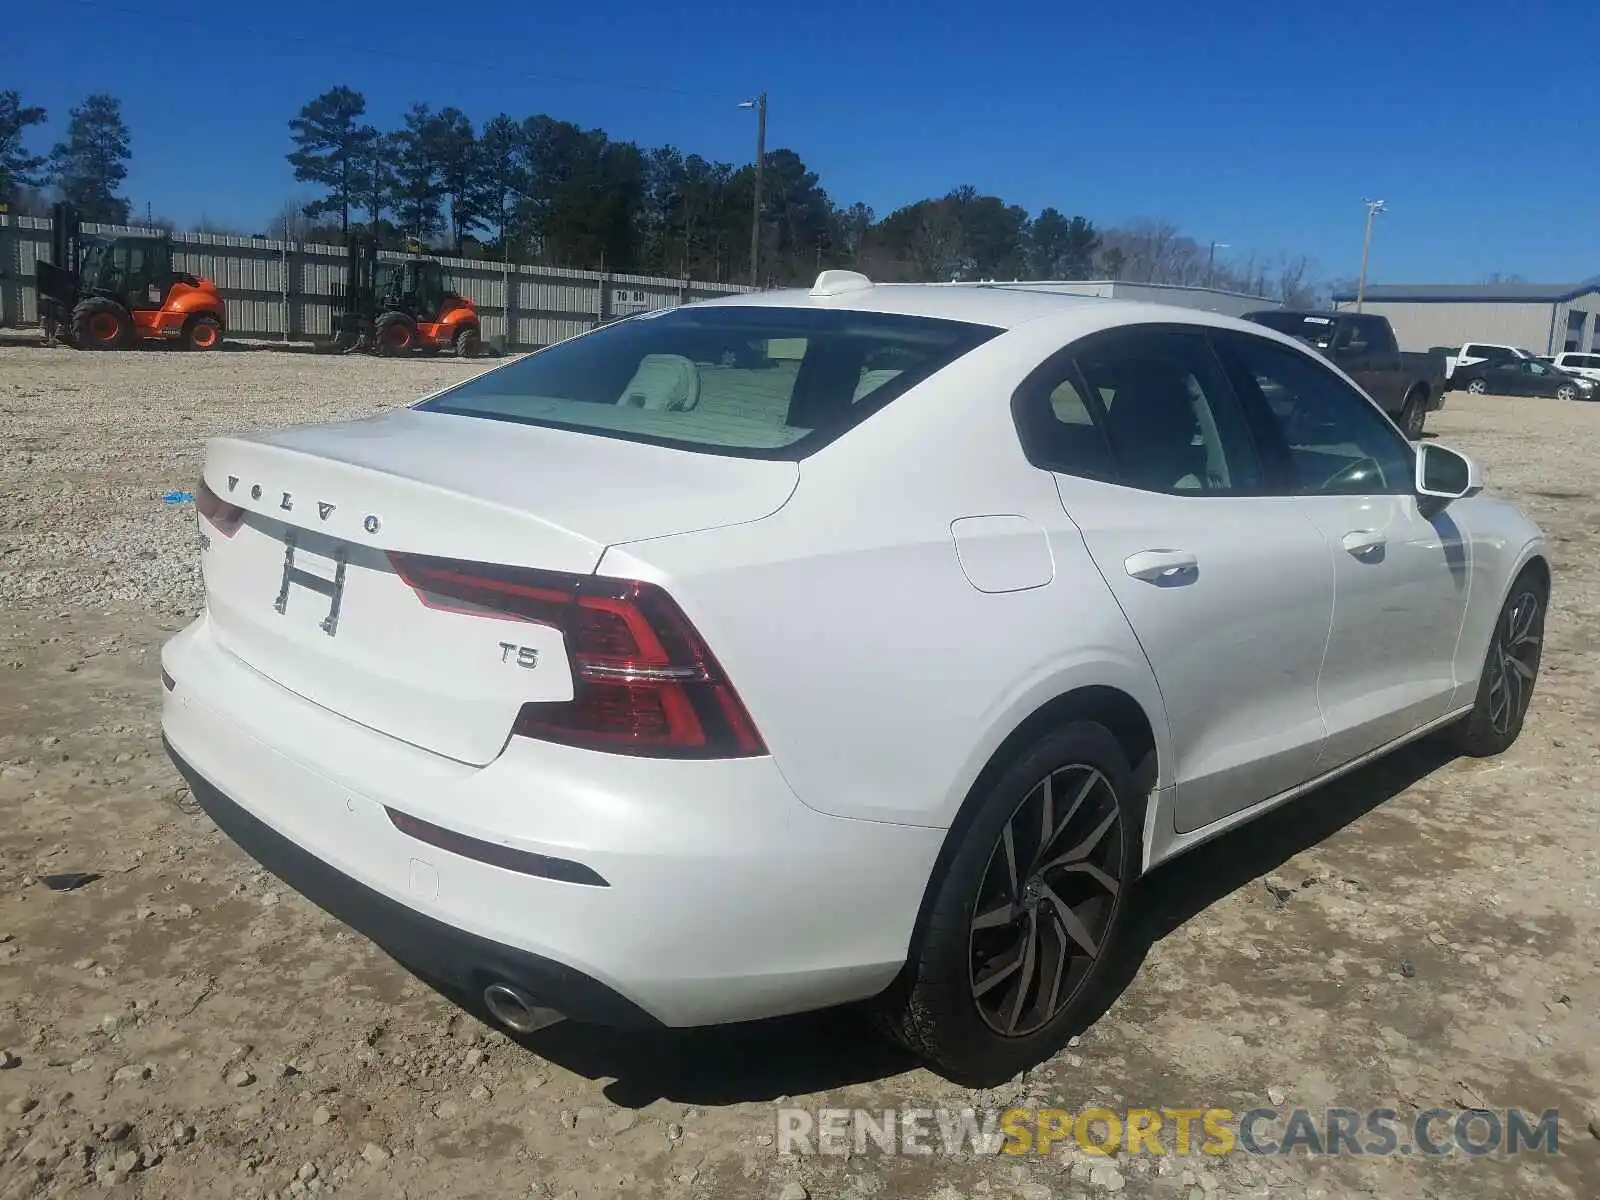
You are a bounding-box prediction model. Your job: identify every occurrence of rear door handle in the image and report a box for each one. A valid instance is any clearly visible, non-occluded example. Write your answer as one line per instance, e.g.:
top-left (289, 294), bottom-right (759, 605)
top-left (1124, 549), bottom-right (1198, 582)
top-left (1341, 530), bottom-right (1386, 557)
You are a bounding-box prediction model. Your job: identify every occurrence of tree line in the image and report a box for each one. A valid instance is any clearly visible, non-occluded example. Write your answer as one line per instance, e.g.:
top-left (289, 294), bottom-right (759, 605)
top-left (0, 84), bottom-right (1323, 303)
top-left (1, 90), bottom-right (133, 224)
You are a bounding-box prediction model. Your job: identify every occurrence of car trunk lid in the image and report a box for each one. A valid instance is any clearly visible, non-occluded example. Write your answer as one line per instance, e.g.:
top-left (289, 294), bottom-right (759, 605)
top-left (196, 408), bottom-right (797, 765)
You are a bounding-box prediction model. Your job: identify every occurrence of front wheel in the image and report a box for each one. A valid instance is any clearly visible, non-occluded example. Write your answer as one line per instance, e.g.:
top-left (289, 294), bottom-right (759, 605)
top-left (374, 313), bottom-right (418, 356)
top-left (71, 298), bottom-right (132, 350)
top-left (1556, 384), bottom-right (1577, 402)
top-left (1467, 378), bottom-right (1488, 395)
top-left (874, 721), bottom-right (1139, 1085)
top-left (1447, 571), bottom-right (1546, 757)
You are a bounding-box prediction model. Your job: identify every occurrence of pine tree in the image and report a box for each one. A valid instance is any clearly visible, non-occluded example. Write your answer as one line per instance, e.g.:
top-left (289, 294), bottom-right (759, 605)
top-left (48, 94), bottom-right (131, 223)
top-left (287, 86), bottom-right (370, 238)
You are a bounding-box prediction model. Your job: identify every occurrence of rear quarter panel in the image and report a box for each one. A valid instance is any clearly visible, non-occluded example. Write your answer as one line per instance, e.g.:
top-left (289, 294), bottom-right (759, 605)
top-left (595, 324), bottom-right (1171, 829)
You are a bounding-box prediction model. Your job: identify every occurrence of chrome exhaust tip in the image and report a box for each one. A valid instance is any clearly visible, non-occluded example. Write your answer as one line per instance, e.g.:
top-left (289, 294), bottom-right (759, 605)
top-left (482, 983), bottom-right (565, 1034)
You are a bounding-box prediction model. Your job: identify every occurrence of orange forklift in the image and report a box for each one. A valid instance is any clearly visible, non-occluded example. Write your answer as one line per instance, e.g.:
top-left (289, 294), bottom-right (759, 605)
top-left (330, 235), bottom-right (480, 356)
top-left (35, 202), bottom-right (227, 350)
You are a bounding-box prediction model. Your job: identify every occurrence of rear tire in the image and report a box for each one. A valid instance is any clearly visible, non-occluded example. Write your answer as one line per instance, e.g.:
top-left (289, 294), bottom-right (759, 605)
top-left (453, 325), bottom-right (481, 358)
top-left (1399, 387), bottom-right (1427, 439)
top-left (184, 315), bottom-right (223, 351)
top-left (71, 298), bottom-right (132, 350)
top-left (1447, 570), bottom-right (1546, 758)
top-left (374, 312), bottom-right (418, 356)
top-left (874, 720), bottom-right (1139, 1085)
top-left (1467, 378), bottom-right (1488, 395)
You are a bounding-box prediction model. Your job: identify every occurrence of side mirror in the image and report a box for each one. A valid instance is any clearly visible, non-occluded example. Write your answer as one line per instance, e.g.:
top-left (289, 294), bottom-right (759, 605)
top-left (1415, 442), bottom-right (1480, 501)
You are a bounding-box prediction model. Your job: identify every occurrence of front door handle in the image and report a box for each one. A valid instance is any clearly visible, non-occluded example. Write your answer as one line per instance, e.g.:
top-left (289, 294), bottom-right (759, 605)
top-left (1341, 530), bottom-right (1386, 557)
top-left (1125, 549), bottom-right (1198, 583)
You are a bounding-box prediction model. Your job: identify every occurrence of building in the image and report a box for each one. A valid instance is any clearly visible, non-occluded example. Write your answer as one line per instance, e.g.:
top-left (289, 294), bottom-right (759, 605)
top-left (1330, 281), bottom-right (1600, 354)
top-left (941, 279), bottom-right (1279, 319)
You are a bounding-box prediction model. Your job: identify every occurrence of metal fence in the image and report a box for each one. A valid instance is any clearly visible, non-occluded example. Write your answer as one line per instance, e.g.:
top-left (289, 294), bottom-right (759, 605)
top-left (0, 215), bottom-right (754, 351)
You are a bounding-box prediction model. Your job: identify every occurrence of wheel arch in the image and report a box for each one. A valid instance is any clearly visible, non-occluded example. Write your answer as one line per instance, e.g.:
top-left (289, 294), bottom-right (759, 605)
top-left (1518, 550), bottom-right (1551, 598)
top-left (901, 684), bottom-right (1162, 960)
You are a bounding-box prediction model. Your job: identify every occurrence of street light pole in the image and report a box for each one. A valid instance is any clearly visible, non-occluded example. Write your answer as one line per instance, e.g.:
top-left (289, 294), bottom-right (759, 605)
top-left (739, 92), bottom-right (767, 288)
top-left (1355, 198), bottom-right (1386, 312)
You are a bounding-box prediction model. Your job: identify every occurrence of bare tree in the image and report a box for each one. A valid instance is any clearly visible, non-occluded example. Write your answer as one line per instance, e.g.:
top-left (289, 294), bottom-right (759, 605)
top-left (1277, 254), bottom-right (1318, 307)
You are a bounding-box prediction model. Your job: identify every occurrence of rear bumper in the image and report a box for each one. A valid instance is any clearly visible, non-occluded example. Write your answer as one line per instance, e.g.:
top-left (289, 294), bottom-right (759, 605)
top-left (165, 737), bottom-right (657, 1026)
top-left (159, 614), bottom-right (943, 1027)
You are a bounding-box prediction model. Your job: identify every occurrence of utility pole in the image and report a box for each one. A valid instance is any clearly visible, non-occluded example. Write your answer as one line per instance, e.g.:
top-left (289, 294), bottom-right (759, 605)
top-left (739, 92), bottom-right (767, 288)
top-left (1355, 199), bottom-right (1386, 312)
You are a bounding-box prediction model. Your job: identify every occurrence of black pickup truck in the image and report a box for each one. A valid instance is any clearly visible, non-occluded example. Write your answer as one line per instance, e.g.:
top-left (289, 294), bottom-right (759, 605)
top-left (1241, 310), bottom-right (1448, 439)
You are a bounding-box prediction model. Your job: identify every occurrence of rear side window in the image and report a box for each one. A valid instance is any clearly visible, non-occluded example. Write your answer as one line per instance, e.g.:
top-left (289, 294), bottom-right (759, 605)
top-left (417, 305), bottom-right (1002, 459)
top-left (1015, 327), bottom-right (1266, 494)
top-left (1356, 317), bottom-right (1397, 354)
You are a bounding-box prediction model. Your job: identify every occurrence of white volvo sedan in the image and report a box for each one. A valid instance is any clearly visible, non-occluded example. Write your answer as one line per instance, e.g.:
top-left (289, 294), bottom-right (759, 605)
top-left (161, 272), bottom-right (1549, 1083)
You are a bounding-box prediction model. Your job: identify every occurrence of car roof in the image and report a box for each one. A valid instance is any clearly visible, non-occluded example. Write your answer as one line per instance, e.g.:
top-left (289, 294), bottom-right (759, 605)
top-left (689, 274), bottom-right (1274, 337)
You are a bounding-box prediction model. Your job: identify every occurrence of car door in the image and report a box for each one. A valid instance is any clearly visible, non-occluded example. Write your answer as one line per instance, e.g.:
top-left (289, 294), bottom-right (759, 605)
top-left (1023, 325), bottom-right (1334, 834)
top-left (1498, 361), bottom-right (1533, 395)
top-left (1525, 360), bottom-right (1568, 396)
top-left (1211, 329), bottom-right (1471, 768)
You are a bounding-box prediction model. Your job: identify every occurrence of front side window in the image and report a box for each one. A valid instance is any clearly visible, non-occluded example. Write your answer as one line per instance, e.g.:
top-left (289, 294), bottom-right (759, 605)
top-left (418, 305), bottom-right (1002, 459)
top-left (1212, 332), bottom-right (1415, 495)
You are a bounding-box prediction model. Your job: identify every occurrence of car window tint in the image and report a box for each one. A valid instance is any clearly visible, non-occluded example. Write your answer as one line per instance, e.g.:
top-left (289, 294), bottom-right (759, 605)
top-left (1014, 365), bottom-right (1118, 482)
top-left (1213, 333), bottom-right (1414, 495)
top-left (1072, 330), bottom-right (1265, 494)
top-left (421, 306), bottom-right (1001, 460)
top-left (1048, 377), bottom-right (1094, 425)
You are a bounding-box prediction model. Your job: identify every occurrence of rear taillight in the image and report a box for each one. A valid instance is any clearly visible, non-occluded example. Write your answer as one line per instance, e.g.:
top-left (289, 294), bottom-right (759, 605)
top-left (388, 553), bottom-right (766, 760)
top-left (196, 479), bottom-right (245, 537)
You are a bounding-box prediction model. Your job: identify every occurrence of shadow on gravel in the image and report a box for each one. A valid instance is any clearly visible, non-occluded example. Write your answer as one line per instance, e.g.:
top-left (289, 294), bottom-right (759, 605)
top-left (421, 974), bottom-right (915, 1108)
top-left (1071, 734), bottom-right (1460, 1033)
top-left (416, 736), bottom-right (1459, 1108)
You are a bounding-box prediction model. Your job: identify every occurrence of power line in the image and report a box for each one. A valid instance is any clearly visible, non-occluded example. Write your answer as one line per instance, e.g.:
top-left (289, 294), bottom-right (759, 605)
top-left (59, 0), bottom-right (736, 99)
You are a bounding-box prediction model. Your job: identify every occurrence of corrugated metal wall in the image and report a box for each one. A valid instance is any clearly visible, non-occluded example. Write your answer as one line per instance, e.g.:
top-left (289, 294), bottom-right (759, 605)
top-left (940, 279), bottom-right (1278, 318)
top-left (1331, 298), bottom-right (1561, 354)
top-left (0, 215), bottom-right (753, 349)
top-left (1553, 290), bottom-right (1600, 354)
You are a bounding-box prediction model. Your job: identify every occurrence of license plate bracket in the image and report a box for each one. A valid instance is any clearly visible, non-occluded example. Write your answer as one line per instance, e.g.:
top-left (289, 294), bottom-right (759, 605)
top-left (273, 531), bottom-right (348, 636)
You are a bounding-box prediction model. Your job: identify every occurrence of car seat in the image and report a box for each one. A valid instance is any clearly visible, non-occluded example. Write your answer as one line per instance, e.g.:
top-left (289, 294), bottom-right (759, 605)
top-left (616, 354), bottom-right (701, 411)
top-left (1099, 364), bottom-right (1207, 490)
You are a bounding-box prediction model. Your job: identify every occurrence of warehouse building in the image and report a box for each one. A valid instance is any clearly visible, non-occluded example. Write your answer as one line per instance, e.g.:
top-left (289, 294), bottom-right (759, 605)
top-left (944, 279), bottom-right (1278, 318)
top-left (1330, 280), bottom-right (1600, 354)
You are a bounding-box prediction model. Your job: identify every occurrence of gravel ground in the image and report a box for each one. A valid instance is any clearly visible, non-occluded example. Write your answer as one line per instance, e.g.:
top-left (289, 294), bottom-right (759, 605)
top-left (0, 346), bottom-right (1597, 1200)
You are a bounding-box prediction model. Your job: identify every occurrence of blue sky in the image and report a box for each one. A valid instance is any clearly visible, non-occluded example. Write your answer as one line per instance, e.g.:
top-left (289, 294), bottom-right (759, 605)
top-left (12, 0), bottom-right (1597, 285)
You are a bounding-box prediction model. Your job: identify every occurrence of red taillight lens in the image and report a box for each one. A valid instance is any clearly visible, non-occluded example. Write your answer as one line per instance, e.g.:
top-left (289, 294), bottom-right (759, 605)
top-left (388, 553), bottom-right (766, 760)
top-left (196, 479), bottom-right (245, 537)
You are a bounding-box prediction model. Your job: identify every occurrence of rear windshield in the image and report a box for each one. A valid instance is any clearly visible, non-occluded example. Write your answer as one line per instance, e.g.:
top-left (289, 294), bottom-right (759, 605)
top-left (415, 304), bottom-right (1003, 459)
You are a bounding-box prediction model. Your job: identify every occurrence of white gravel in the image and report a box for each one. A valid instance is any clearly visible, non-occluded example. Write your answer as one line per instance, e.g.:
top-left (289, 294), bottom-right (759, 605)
top-left (0, 345), bottom-right (497, 615)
